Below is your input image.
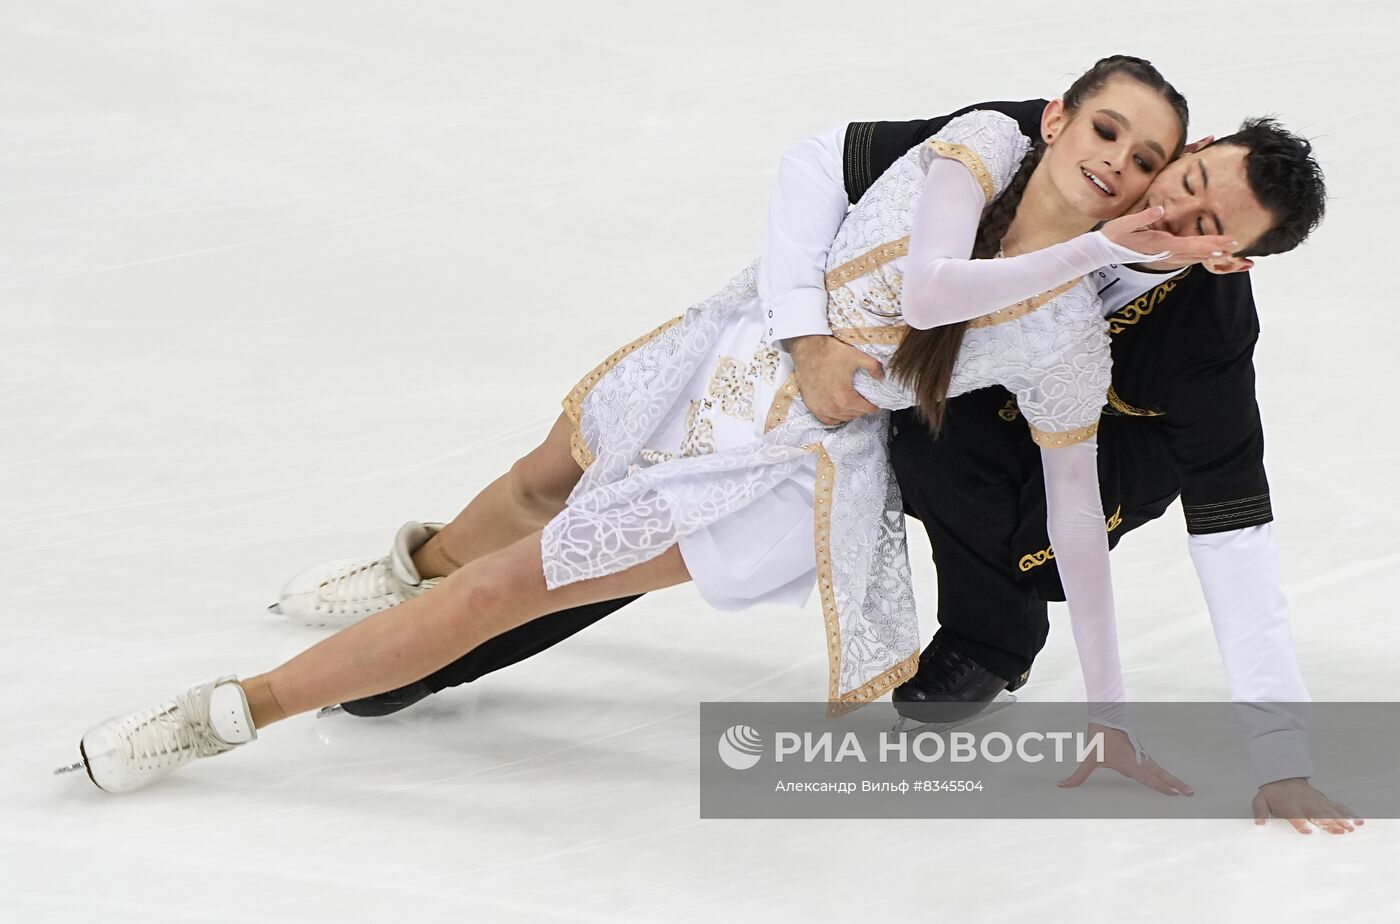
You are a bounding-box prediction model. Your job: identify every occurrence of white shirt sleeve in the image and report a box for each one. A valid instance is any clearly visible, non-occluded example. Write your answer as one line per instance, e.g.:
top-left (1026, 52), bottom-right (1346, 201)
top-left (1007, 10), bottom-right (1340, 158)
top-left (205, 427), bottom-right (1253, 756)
top-left (902, 152), bottom-right (1165, 330)
top-left (758, 126), bottom-right (849, 349)
top-left (1187, 523), bottom-right (1315, 785)
top-left (1040, 437), bottom-right (1131, 734)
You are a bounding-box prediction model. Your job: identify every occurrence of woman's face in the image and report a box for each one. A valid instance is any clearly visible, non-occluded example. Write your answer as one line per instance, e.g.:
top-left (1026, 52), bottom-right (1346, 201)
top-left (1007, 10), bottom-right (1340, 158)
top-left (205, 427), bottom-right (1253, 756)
top-left (1039, 75), bottom-right (1183, 222)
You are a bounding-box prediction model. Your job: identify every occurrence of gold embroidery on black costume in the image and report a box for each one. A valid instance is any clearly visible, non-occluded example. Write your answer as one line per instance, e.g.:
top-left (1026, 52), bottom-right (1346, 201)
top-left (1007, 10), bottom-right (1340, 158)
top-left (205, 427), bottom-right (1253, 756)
top-left (1018, 505), bottom-right (1124, 572)
top-left (1107, 268), bottom-right (1190, 335)
top-left (1105, 386), bottom-right (1163, 418)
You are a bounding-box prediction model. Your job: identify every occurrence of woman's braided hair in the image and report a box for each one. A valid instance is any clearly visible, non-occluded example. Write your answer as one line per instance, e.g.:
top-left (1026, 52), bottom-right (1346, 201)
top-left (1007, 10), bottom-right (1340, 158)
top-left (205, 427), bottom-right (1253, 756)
top-left (887, 55), bottom-right (1189, 433)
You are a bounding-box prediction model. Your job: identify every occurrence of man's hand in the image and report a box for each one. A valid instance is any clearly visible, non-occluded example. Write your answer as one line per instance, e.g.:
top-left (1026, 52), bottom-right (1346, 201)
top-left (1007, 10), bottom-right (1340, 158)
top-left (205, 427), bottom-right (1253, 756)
top-left (1252, 778), bottom-right (1365, 835)
top-left (787, 334), bottom-right (884, 426)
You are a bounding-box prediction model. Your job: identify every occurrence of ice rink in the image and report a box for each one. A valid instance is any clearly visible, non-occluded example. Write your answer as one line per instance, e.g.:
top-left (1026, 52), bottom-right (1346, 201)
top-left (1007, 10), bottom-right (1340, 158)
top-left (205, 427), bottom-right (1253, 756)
top-left (4, 1), bottom-right (1397, 920)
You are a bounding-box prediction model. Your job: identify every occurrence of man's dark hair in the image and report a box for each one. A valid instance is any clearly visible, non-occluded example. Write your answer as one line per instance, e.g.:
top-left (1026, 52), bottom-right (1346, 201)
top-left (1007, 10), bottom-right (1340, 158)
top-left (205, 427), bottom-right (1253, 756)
top-left (1209, 117), bottom-right (1326, 257)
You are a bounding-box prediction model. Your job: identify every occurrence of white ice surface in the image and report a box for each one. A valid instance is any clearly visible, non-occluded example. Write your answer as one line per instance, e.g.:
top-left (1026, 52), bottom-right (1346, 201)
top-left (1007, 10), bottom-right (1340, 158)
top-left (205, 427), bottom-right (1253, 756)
top-left (3, 1), bottom-right (1398, 921)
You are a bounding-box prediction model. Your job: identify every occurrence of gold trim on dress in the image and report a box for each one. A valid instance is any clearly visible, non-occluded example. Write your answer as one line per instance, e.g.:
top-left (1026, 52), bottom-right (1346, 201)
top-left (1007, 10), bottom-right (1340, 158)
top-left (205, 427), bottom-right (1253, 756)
top-left (764, 373), bottom-right (800, 433)
top-left (801, 440), bottom-right (919, 713)
top-left (561, 315), bottom-right (684, 470)
top-left (824, 237), bottom-right (910, 291)
top-left (831, 325), bottom-right (908, 346)
top-left (1028, 420), bottom-right (1099, 448)
top-left (967, 277), bottom-right (1084, 329)
top-left (927, 139), bottom-right (995, 202)
top-left (569, 429), bottom-right (593, 470)
top-left (1018, 505), bottom-right (1124, 572)
top-left (803, 442), bottom-right (842, 704)
top-left (827, 652), bottom-right (920, 718)
top-left (1106, 386), bottom-right (1163, 417)
top-left (1107, 267), bottom-right (1189, 335)
top-left (823, 239), bottom-right (1079, 333)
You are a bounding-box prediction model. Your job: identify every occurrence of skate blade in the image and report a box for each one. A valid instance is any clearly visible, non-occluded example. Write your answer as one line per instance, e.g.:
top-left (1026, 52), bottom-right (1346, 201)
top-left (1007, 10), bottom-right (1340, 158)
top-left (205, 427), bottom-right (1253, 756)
top-left (889, 692), bottom-right (1017, 735)
top-left (53, 759), bottom-right (86, 777)
top-left (316, 704), bottom-right (344, 718)
top-left (266, 601), bottom-right (283, 615)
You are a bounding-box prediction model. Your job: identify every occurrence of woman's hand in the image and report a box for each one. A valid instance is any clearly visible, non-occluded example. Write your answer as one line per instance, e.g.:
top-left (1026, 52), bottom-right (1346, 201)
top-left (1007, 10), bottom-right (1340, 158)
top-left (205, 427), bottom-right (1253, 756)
top-left (1102, 206), bottom-right (1238, 265)
top-left (1057, 723), bottom-right (1194, 796)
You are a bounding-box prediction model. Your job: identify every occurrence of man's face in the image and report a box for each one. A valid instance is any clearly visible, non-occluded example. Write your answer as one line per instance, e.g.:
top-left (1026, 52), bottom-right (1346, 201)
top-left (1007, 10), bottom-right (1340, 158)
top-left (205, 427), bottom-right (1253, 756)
top-left (1141, 143), bottom-right (1276, 255)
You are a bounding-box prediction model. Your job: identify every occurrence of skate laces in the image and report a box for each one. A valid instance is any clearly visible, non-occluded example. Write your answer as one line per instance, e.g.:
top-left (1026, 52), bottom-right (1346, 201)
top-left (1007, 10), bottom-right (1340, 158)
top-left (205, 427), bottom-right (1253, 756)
top-left (120, 684), bottom-right (236, 770)
top-left (317, 558), bottom-right (394, 613)
top-left (918, 643), bottom-right (978, 693)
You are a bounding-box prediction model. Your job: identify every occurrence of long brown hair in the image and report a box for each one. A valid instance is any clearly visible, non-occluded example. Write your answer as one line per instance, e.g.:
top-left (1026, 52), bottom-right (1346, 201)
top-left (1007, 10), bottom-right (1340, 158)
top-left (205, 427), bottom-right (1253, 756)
top-left (888, 55), bottom-right (1189, 433)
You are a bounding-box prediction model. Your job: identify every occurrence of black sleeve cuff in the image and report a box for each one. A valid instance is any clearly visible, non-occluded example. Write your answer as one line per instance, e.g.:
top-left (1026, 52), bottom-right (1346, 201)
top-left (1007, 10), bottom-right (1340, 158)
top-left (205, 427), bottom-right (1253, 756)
top-left (1182, 494), bottom-right (1274, 534)
top-left (843, 121), bottom-right (879, 205)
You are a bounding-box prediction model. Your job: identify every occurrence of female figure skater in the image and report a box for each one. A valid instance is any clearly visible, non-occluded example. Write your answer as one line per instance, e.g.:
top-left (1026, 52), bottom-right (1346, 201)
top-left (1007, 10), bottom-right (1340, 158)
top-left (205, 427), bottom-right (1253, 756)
top-left (67, 56), bottom-right (1234, 794)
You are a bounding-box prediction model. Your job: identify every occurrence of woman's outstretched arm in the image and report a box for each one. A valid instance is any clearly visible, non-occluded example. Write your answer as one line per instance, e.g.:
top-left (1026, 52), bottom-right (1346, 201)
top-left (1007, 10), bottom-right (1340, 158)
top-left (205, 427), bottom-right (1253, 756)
top-left (901, 153), bottom-right (1163, 330)
top-left (1039, 438), bottom-right (1129, 725)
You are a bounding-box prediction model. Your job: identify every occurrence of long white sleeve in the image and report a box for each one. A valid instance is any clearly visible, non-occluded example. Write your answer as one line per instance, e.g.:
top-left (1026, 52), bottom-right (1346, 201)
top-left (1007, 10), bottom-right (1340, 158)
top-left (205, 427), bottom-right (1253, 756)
top-left (1040, 438), bottom-right (1130, 735)
top-left (901, 153), bottom-right (1165, 330)
top-left (1188, 523), bottom-right (1314, 785)
top-left (757, 127), bottom-right (849, 348)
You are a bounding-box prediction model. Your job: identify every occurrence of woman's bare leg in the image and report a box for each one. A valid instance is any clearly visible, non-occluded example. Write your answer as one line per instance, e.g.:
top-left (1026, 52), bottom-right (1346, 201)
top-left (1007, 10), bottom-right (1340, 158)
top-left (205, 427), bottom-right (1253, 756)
top-left (244, 532), bottom-right (689, 726)
top-left (411, 412), bottom-right (582, 580)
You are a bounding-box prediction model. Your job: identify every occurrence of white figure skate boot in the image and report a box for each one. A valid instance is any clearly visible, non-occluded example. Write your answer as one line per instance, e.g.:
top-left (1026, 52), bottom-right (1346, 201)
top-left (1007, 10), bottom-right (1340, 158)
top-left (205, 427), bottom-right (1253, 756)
top-left (270, 521), bottom-right (444, 629)
top-left (62, 676), bottom-right (256, 793)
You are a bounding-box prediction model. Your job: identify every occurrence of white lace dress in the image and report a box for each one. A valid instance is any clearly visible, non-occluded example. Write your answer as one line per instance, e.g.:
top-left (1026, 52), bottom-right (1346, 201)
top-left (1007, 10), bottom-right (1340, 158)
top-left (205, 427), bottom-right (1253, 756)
top-left (542, 110), bottom-right (1115, 709)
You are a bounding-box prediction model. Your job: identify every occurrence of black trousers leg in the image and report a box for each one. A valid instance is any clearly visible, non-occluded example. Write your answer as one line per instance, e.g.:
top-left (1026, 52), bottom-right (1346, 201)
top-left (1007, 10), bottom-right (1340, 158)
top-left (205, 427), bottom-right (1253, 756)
top-left (890, 390), bottom-right (1179, 684)
top-left (889, 391), bottom-right (1048, 683)
top-left (417, 595), bottom-right (644, 693)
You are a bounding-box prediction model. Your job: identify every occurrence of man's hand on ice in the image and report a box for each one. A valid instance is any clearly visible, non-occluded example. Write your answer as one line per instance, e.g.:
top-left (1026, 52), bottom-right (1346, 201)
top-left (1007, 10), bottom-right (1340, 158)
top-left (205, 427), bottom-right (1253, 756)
top-left (1252, 778), bottom-right (1364, 835)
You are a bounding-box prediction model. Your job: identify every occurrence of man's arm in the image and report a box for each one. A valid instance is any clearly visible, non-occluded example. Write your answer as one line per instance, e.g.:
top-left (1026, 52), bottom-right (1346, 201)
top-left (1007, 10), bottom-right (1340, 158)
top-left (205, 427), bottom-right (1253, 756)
top-left (1192, 530), bottom-right (1365, 835)
top-left (759, 127), bottom-right (847, 347)
top-left (1187, 523), bottom-right (1313, 785)
top-left (1153, 294), bottom-right (1360, 829)
top-left (1152, 275), bottom-right (1319, 789)
top-left (755, 125), bottom-right (885, 424)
